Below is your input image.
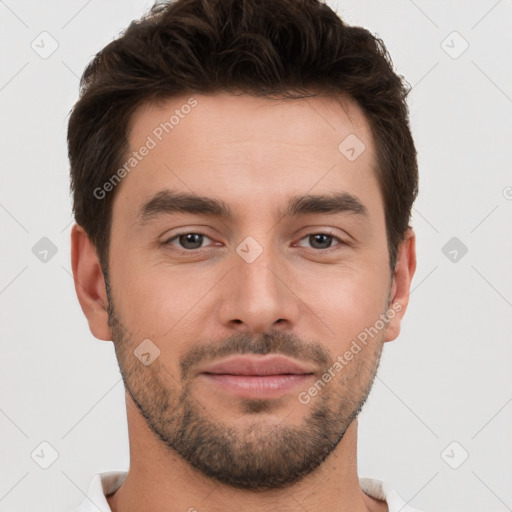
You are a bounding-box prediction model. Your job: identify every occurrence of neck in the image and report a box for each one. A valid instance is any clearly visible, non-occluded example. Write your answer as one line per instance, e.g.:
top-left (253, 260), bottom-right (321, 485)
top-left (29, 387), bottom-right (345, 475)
top-left (107, 397), bottom-right (386, 512)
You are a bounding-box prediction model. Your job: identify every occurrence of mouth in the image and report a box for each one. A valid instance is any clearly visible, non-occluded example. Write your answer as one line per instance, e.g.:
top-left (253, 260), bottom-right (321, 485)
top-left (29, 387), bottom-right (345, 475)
top-left (197, 355), bottom-right (316, 399)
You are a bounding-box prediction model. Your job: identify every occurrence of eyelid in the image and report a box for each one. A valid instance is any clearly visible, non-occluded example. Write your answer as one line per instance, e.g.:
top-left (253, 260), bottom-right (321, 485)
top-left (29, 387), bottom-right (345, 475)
top-left (160, 225), bottom-right (215, 242)
top-left (162, 229), bottom-right (349, 255)
top-left (294, 230), bottom-right (347, 249)
top-left (163, 231), bottom-right (216, 249)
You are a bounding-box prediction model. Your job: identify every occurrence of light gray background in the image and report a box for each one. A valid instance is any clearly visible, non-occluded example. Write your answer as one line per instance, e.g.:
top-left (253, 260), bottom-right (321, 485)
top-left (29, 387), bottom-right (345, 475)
top-left (1, 1), bottom-right (511, 511)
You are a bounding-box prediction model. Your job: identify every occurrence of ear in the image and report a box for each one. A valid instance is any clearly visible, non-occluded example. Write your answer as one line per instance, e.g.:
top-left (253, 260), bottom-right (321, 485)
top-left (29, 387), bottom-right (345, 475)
top-left (383, 228), bottom-right (417, 342)
top-left (71, 224), bottom-right (112, 341)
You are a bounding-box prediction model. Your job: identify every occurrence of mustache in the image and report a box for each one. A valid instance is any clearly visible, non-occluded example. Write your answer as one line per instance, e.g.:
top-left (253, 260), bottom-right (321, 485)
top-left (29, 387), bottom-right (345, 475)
top-left (179, 330), bottom-right (330, 380)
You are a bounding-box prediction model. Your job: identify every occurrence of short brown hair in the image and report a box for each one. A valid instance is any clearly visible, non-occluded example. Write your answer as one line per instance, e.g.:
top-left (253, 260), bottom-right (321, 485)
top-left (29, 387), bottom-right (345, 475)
top-left (68, 0), bottom-right (418, 274)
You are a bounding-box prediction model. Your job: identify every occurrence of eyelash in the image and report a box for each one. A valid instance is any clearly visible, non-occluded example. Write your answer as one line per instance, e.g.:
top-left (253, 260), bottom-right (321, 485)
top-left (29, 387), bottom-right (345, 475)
top-left (163, 231), bottom-right (347, 255)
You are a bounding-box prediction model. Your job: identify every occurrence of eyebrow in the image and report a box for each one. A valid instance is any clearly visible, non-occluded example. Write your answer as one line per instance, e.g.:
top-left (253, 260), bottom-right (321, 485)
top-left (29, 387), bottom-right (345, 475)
top-left (136, 189), bottom-right (367, 225)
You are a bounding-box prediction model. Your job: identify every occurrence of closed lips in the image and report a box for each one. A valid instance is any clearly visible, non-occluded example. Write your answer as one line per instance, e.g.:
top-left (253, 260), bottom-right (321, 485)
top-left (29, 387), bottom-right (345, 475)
top-left (198, 355), bottom-right (316, 376)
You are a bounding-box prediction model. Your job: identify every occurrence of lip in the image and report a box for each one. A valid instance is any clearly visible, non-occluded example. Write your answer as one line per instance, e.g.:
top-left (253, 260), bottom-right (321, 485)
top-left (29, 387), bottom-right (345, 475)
top-left (197, 354), bottom-right (317, 376)
top-left (196, 355), bottom-right (316, 399)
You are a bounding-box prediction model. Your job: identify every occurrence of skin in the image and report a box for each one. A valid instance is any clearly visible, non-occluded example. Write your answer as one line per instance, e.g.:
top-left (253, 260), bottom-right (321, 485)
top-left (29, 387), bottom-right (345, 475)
top-left (71, 92), bottom-right (416, 512)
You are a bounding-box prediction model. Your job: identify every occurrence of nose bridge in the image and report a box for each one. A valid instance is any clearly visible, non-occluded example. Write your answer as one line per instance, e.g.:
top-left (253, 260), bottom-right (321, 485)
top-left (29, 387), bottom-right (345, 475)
top-left (238, 243), bottom-right (280, 298)
top-left (220, 235), bottom-right (298, 331)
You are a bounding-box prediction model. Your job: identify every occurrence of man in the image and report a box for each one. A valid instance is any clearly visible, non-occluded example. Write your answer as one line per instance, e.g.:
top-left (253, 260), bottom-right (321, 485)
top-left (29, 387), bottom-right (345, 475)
top-left (68, 0), bottom-right (418, 510)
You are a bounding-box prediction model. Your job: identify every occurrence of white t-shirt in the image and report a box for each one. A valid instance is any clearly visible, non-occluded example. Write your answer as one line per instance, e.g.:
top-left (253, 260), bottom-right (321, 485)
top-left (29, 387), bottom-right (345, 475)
top-left (72, 471), bottom-right (424, 512)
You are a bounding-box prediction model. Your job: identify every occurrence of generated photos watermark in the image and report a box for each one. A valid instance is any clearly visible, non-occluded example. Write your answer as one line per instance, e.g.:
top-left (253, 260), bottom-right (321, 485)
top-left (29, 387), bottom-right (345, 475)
top-left (93, 96), bottom-right (198, 200)
top-left (298, 302), bottom-right (402, 405)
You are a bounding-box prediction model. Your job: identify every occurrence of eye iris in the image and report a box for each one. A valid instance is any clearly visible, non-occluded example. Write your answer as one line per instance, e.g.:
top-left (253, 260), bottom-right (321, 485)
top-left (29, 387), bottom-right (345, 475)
top-left (179, 233), bottom-right (203, 249)
top-left (310, 233), bottom-right (332, 249)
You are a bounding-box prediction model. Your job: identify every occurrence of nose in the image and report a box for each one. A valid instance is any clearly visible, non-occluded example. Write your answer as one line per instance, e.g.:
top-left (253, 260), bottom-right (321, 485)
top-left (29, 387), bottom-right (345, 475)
top-left (217, 244), bottom-right (300, 333)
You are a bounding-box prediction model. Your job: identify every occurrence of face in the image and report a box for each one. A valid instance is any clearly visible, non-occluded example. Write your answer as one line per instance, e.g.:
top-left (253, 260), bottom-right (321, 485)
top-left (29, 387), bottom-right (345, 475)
top-left (103, 92), bottom-right (402, 490)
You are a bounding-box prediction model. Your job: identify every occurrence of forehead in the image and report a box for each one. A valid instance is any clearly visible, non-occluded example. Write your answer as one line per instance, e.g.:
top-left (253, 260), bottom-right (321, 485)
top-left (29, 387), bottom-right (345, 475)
top-left (112, 92), bottom-right (381, 223)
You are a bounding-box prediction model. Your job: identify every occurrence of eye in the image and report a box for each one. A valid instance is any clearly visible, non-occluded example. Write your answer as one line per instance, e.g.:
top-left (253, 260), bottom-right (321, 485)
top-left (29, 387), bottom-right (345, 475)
top-left (162, 230), bottom-right (347, 255)
top-left (295, 232), bottom-right (345, 250)
top-left (165, 232), bottom-right (214, 251)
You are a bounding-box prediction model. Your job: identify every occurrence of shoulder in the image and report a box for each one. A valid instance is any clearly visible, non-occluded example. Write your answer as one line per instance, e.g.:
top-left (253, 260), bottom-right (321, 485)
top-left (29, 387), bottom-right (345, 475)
top-left (70, 472), bottom-right (127, 512)
top-left (360, 477), bottom-right (427, 512)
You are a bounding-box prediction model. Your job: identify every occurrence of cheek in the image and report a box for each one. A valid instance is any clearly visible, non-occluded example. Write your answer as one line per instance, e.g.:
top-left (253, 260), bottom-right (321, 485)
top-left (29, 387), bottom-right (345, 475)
top-left (110, 233), bottom-right (390, 347)
top-left (295, 263), bottom-right (390, 345)
top-left (112, 258), bottom-right (219, 341)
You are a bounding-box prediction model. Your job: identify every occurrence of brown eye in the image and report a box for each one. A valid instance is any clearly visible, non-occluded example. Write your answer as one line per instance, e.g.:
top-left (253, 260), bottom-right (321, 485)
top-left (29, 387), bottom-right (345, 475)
top-left (309, 233), bottom-right (334, 249)
top-left (166, 232), bottom-right (212, 251)
top-left (296, 232), bottom-right (344, 250)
